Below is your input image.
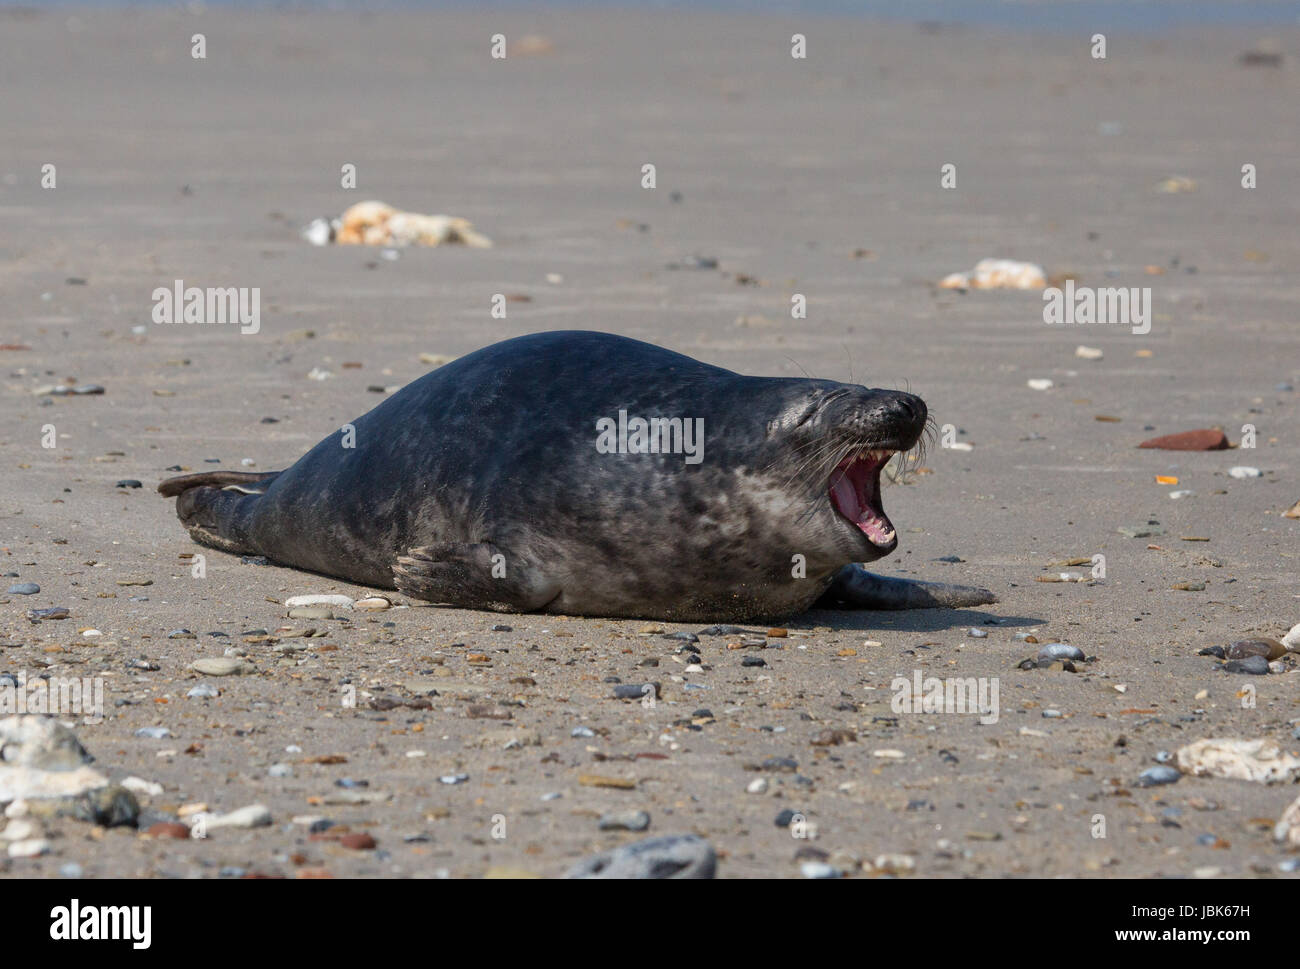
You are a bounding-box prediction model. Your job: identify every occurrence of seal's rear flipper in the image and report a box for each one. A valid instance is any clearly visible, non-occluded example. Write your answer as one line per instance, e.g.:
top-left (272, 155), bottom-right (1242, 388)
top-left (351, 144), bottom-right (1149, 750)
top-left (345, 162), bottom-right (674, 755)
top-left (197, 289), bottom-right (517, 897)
top-left (394, 543), bottom-right (557, 613)
top-left (818, 564), bottom-right (997, 611)
top-left (158, 470), bottom-right (281, 555)
top-left (158, 470), bottom-right (281, 498)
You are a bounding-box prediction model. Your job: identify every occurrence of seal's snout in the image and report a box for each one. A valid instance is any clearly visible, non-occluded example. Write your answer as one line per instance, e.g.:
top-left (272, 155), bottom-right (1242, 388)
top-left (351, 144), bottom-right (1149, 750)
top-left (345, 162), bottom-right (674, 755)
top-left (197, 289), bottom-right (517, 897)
top-left (868, 391), bottom-right (927, 448)
top-left (884, 392), bottom-right (927, 431)
top-left (823, 389), bottom-right (929, 556)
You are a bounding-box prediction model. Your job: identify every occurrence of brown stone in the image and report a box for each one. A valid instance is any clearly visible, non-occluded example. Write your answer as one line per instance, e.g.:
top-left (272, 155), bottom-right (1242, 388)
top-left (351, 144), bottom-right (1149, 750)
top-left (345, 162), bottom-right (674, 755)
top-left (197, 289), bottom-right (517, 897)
top-left (1137, 429), bottom-right (1229, 451)
top-left (145, 821), bottom-right (191, 840)
top-left (338, 833), bottom-right (377, 850)
top-left (1226, 639), bottom-right (1286, 661)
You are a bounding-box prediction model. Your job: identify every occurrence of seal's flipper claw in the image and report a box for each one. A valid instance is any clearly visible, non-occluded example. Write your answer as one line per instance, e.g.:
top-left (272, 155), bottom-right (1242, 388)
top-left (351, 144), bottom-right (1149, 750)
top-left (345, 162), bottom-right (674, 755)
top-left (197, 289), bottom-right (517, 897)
top-left (394, 543), bottom-right (555, 612)
top-left (819, 564), bottom-right (997, 611)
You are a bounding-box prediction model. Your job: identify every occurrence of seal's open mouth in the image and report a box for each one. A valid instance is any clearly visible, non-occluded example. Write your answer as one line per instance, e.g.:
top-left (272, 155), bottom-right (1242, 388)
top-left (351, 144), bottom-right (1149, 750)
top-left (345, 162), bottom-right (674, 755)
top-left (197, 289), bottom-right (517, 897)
top-left (828, 450), bottom-right (897, 549)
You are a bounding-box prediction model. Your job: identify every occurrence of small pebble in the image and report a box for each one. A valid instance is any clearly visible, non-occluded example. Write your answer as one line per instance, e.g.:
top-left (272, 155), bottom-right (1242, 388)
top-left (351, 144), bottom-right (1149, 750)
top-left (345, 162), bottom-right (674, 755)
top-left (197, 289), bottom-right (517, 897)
top-left (1222, 655), bottom-right (1270, 675)
top-left (6, 583), bottom-right (39, 596)
top-left (1139, 766), bottom-right (1181, 787)
top-left (1138, 429), bottom-right (1228, 451)
top-left (1226, 639), bottom-right (1285, 661)
top-left (598, 810), bottom-right (651, 832)
top-left (25, 607), bottom-right (69, 620)
top-left (0, 819), bottom-right (39, 841)
top-left (564, 834), bottom-right (716, 879)
top-left (8, 838), bottom-right (51, 858)
top-left (146, 822), bottom-right (191, 840)
top-left (1037, 643), bottom-right (1085, 662)
top-left (200, 804), bottom-right (272, 830)
top-left (800, 861), bottom-right (840, 879)
top-left (613, 683), bottom-right (659, 700)
top-left (190, 657), bottom-right (252, 676)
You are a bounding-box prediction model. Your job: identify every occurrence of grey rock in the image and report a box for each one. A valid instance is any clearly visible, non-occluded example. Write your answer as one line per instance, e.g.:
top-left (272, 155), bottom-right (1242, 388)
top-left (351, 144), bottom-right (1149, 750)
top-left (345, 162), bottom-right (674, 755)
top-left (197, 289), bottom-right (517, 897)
top-left (613, 683), bottom-right (659, 700)
top-left (565, 834), bottom-right (717, 879)
top-left (25, 607), bottom-right (69, 621)
top-left (190, 657), bottom-right (253, 676)
top-left (1222, 655), bottom-right (1269, 675)
top-left (598, 810), bottom-right (651, 832)
top-left (287, 606), bottom-right (335, 621)
top-left (1139, 765), bottom-right (1181, 787)
top-left (1036, 642), bottom-right (1085, 662)
top-left (6, 584), bottom-right (38, 596)
top-left (800, 861), bottom-right (841, 879)
top-left (27, 784), bottom-right (140, 828)
top-left (0, 715), bottom-right (93, 770)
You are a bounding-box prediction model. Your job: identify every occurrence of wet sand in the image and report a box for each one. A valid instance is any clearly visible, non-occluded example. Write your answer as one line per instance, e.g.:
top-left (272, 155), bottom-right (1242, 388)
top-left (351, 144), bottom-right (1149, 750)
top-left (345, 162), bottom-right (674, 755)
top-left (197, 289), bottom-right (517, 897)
top-left (1, 6), bottom-right (1298, 878)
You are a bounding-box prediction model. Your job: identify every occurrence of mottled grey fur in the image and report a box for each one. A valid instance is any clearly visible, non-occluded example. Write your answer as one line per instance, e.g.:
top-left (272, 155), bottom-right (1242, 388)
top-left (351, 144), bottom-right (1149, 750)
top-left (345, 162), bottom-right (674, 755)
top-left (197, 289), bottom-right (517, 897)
top-left (159, 331), bottom-right (994, 621)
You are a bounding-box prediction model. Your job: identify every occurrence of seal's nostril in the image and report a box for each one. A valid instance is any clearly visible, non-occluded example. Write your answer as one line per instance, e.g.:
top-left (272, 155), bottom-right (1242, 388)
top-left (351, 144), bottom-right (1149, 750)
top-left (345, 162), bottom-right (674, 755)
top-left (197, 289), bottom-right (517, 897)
top-left (891, 395), bottom-right (924, 424)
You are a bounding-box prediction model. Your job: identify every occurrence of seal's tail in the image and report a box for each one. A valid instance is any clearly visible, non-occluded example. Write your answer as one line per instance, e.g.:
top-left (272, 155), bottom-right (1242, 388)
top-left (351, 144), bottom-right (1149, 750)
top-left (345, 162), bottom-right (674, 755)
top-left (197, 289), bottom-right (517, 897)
top-left (157, 470), bottom-right (282, 555)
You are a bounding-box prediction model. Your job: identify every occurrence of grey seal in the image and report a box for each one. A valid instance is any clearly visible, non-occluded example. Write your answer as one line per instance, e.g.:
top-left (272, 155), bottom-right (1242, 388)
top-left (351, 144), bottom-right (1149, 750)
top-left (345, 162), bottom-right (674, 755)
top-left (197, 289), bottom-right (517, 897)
top-left (159, 330), bottom-right (994, 622)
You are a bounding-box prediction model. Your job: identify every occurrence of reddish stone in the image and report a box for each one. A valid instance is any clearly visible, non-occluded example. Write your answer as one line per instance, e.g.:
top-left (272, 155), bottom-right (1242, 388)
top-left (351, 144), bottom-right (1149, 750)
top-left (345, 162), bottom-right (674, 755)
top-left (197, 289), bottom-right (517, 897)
top-left (1137, 429), bottom-right (1229, 451)
top-left (146, 822), bottom-right (192, 840)
top-left (338, 833), bottom-right (377, 850)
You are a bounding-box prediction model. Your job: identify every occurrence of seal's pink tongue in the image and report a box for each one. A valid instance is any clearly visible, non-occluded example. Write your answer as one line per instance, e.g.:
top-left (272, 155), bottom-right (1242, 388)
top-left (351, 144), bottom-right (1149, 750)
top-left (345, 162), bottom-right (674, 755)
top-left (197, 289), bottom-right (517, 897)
top-left (828, 451), bottom-right (897, 549)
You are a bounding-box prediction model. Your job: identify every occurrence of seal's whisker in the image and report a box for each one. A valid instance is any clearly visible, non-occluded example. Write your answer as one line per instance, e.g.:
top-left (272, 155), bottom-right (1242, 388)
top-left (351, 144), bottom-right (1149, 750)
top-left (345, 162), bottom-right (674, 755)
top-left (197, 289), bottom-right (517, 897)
top-left (882, 417), bottom-right (934, 486)
top-left (781, 355), bottom-right (814, 379)
top-left (775, 436), bottom-right (847, 495)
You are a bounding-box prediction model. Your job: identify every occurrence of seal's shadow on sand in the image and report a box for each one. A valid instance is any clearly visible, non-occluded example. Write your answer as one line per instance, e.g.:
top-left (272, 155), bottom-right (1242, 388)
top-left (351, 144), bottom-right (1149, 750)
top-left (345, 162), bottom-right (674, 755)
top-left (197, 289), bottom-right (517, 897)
top-left (800, 608), bottom-right (1044, 633)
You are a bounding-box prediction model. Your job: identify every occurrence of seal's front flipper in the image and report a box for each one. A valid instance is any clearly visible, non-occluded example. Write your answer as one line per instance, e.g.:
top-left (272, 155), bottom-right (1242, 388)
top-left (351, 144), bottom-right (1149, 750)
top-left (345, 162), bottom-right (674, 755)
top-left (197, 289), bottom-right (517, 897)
top-left (394, 543), bottom-right (557, 613)
top-left (819, 564), bottom-right (997, 611)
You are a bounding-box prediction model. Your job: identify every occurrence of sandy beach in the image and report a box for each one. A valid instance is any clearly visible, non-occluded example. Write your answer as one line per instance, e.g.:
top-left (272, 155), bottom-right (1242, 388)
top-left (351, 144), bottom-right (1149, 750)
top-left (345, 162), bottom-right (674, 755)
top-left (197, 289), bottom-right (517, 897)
top-left (1, 5), bottom-right (1298, 879)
